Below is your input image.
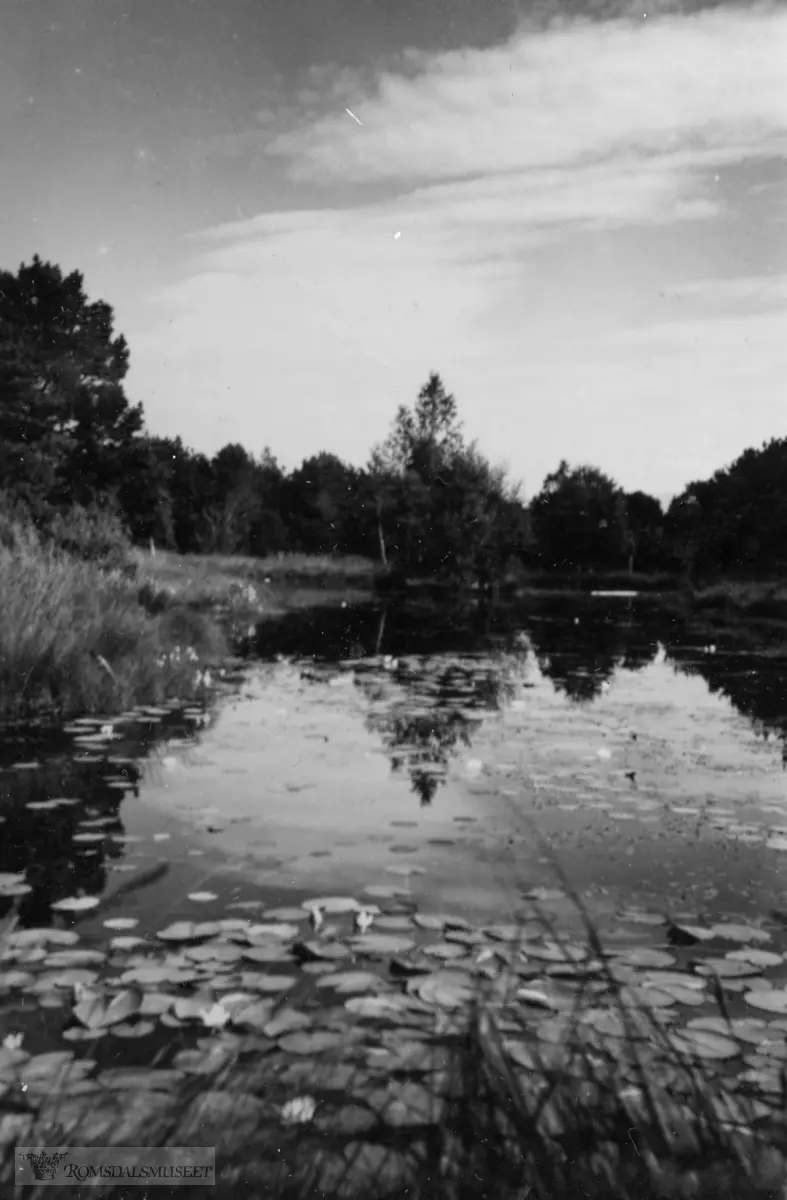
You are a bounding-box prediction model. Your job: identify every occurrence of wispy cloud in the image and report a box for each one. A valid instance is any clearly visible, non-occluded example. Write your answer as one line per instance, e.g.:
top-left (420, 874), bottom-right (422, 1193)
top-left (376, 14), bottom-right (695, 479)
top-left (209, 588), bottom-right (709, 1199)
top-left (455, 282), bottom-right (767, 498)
top-left (133, 4), bottom-right (787, 496)
top-left (265, 6), bottom-right (787, 185)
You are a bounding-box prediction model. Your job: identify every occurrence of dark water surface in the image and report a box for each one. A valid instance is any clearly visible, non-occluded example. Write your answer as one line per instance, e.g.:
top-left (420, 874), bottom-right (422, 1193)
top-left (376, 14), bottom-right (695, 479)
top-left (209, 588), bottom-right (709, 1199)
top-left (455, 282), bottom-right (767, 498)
top-left (2, 594), bottom-right (787, 1075)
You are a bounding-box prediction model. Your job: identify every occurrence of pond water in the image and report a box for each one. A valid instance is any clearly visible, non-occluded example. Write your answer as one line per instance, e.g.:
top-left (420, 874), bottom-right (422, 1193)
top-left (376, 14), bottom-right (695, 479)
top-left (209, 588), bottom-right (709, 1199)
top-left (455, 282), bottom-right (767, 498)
top-left (3, 593), bottom-right (787, 1118)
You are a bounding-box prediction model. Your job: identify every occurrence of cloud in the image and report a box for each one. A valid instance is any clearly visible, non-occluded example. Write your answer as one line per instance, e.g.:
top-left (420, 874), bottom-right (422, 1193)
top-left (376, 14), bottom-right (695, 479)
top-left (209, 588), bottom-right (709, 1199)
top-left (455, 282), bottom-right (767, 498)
top-left (264, 6), bottom-right (787, 186)
top-left (665, 273), bottom-right (787, 306)
top-left (133, 5), bottom-right (787, 497)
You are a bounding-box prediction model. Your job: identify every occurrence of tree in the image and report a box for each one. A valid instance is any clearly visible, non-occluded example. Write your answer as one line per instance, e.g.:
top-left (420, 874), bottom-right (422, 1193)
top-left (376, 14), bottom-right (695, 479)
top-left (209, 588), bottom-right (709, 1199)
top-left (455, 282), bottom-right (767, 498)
top-left (0, 256), bottom-right (143, 511)
top-left (623, 490), bottom-right (664, 574)
top-left (530, 461), bottom-right (628, 571)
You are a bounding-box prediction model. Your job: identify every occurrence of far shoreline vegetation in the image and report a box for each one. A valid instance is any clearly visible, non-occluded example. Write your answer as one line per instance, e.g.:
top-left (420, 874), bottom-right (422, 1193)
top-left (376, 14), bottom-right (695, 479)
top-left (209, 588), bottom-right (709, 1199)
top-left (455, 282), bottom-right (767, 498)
top-left (2, 253), bottom-right (787, 722)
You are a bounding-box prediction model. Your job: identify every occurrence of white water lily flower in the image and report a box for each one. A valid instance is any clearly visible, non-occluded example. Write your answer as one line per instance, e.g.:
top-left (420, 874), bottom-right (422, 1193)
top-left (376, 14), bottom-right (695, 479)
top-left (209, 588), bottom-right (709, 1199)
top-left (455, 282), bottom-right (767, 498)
top-left (2, 1032), bottom-right (23, 1051)
top-left (309, 906), bottom-right (324, 931)
top-left (100, 724), bottom-right (114, 737)
top-left (354, 909), bottom-right (375, 934)
top-left (279, 1096), bottom-right (317, 1126)
top-left (199, 1002), bottom-right (231, 1030)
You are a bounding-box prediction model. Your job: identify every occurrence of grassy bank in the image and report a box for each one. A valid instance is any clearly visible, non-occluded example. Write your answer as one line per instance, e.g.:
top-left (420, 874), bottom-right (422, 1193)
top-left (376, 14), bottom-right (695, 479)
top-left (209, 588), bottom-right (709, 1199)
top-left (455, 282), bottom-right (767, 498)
top-left (689, 580), bottom-right (787, 622)
top-left (0, 521), bottom-right (227, 723)
top-left (135, 548), bottom-right (380, 617)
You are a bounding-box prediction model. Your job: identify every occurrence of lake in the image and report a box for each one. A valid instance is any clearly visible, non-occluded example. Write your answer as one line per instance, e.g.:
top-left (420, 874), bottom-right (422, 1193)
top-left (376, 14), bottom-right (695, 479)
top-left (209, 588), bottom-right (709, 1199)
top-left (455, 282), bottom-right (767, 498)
top-left (3, 592), bottom-right (787, 1113)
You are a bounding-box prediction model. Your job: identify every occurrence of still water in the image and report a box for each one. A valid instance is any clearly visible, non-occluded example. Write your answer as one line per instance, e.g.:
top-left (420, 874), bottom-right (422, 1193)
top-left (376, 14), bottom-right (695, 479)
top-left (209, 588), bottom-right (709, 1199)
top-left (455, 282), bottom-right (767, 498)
top-left (2, 594), bottom-right (787, 1072)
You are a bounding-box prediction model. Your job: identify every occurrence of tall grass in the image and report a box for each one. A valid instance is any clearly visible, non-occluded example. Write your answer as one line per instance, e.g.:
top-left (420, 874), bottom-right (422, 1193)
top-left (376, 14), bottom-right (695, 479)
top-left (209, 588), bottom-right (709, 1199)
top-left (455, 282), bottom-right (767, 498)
top-left (0, 514), bottom-right (227, 721)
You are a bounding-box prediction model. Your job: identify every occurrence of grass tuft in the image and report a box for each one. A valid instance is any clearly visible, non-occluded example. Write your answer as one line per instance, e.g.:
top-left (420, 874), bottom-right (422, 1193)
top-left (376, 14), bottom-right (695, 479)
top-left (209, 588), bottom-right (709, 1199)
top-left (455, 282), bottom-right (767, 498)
top-left (0, 515), bottom-right (227, 722)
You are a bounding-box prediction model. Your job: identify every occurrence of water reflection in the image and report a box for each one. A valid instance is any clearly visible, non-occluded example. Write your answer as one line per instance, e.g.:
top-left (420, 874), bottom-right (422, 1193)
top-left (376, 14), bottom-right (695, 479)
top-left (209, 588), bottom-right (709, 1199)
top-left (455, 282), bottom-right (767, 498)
top-left (3, 596), bottom-right (787, 935)
top-left (0, 707), bottom-right (212, 928)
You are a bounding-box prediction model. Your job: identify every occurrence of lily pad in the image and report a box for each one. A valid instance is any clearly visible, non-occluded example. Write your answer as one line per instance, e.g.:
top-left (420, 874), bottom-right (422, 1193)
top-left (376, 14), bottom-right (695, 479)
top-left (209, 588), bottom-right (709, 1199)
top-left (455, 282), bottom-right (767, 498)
top-left (744, 990), bottom-right (787, 1014)
top-left (669, 1030), bottom-right (740, 1061)
top-left (7, 929), bottom-right (79, 948)
top-left (694, 959), bottom-right (762, 979)
top-left (110, 1020), bottom-right (156, 1038)
top-left (615, 948), bottom-right (676, 969)
top-left (302, 897), bottom-right (361, 915)
top-left (316, 972), bottom-right (387, 995)
top-left (103, 918), bottom-right (139, 931)
top-left (352, 934), bottom-right (415, 957)
top-left (711, 924), bottom-right (771, 944)
top-left (51, 896), bottom-right (99, 912)
top-left (278, 1031), bottom-right (346, 1055)
top-left (408, 971), bottom-right (475, 1010)
top-left (188, 892), bottom-right (218, 903)
top-left (156, 922), bottom-right (212, 943)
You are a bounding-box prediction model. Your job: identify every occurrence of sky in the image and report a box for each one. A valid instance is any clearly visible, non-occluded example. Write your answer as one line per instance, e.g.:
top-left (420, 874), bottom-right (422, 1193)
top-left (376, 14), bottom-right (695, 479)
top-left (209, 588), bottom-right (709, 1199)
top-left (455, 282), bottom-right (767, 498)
top-left (2, 0), bottom-right (786, 504)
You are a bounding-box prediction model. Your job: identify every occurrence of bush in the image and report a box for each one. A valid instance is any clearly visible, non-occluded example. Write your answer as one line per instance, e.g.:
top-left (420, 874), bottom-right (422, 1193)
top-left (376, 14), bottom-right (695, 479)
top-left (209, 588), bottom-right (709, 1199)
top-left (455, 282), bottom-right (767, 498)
top-left (45, 503), bottom-right (134, 570)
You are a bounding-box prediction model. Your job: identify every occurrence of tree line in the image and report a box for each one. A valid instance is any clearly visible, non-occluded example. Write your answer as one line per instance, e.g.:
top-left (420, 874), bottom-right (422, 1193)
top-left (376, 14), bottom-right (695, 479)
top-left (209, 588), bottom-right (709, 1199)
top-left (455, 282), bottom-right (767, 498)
top-left (1, 256), bottom-right (783, 583)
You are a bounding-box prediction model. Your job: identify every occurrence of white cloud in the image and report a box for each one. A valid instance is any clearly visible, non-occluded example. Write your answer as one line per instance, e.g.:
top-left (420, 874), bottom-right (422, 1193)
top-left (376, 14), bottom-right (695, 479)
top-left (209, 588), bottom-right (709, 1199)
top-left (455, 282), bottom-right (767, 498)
top-left (265, 6), bottom-right (787, 185)
top-left (133, 5), bottom-right (787, 496)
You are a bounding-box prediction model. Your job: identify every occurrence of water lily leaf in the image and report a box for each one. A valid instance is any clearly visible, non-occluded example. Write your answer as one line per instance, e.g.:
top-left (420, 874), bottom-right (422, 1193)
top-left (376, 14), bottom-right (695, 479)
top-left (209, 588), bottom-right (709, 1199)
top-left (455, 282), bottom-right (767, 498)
top-left (744, 990), bottom-right (787, 1014)
top-left (242, 946), bottom-right (294, 965)
top-left (615, 948), bottom-right (676, 969)
top-left (156, 922), bottom-right (210, 943)
top-left (172, 1042), bottom-right (238, 1074)
top-left (263, 907), bottom-right (310, 922)
top-left (120, 965), bottom-right (194, 986)
top-left (7, 929), bottom-right (79, 948)
top-left (103, 918), bottom-right (139, 931)
top-left (766, 837), bottom-right (787, 852)
top-left (711, 924), bottom-right (771, 944)
top-left (62, 1025), bottom-right (106, 1042)
top-left (96, 1068), bottom-right (185, 1092)
top-left (249, 975), bottom-right (295, 994)
top-left (667, 923), bottom-right (715, 945)
top-left (345, 995), bottom-right (415, 1019)
top-left (232, 1001), bottom-right (275, 1030)
top-left (302, 897), bottom-right (360, 915)
top-left (294, 940), bottom-right (351, 962)
top-left (422, 943), bottom-right (468, 961)
top-left (188, 892), bottom-right (218, 903)
top-left (110, 1020), bottom-right (156, 1038)
top-left (352, 934), bottom-right (415, 957)
top-left (51, 896), bottom-right (99, 912)
top-left (44, 968), bottom-right (99, 991)
top-left (694, 959), bottom-right (762, 979)
top-left (263, 1009), bottom-right (313, 1038)
top-left (619, 986), bottom-right (676, 1009)
top-left (139, 993), bottom-right (175, 1016)
top-left (316, 972), bottom-right (387, 995)
top-left (278, 1030), bottom-right (346, 1055)
top-left (102, 989), bottom-right (143, 1027)
top-left (186, 943), bottom-right (243, 964)
top-left (375, 916), bottom-right (414, 932)
top-left (0, 872), bottom-right (27, 889)
top-left (44, 949), bottom-right (105, 968)
top-left (366, 1081), bottom-right (436, 1127)
top-left (110, 937), bottom-right (145, 951)
top-left (669, 1030), bottom-right (740, 1061)
top-left (640, 971), bottom-right (706, 991)
top-left (686, 1016), bottom-right (771, 1045)
top-left (643, 983), bottom-right (706, 1007)
top-left (408, 971), bottom-right (475, 1010)
top-left (726, 949), bottom-right (783, 968)
top-left (247, 923), bottom-right (300, 941)
top-left (618, 910), bottom-right (666, 927)
top-left (174, 996), bottom-right (213, 1021)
